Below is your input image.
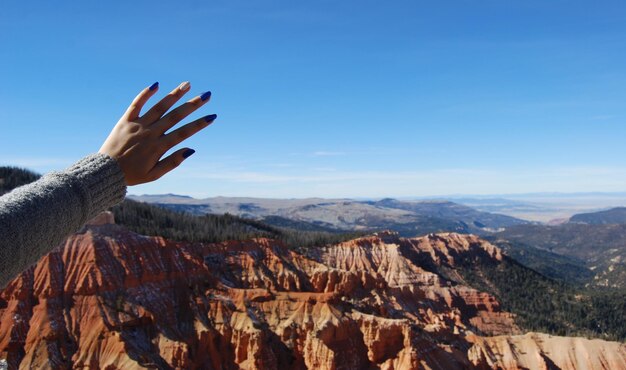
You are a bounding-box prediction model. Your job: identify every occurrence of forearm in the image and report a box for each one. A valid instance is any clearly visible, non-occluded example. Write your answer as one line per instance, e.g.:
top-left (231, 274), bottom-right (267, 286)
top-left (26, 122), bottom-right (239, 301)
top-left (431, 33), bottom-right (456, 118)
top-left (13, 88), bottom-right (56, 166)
top-left (0, 153), bottom-right (126, 288)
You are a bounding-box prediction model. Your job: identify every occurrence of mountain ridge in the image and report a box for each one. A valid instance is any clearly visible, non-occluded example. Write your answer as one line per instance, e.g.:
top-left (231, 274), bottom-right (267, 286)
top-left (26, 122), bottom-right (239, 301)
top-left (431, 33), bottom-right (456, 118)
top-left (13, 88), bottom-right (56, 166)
top-left (570, 207), bottom-right (626, 225)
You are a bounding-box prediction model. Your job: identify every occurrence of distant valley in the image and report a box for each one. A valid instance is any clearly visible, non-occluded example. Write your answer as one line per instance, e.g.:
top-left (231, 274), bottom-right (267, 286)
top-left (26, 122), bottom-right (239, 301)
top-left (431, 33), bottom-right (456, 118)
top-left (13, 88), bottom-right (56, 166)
top-left (447, 193), bottom-right (626, 223)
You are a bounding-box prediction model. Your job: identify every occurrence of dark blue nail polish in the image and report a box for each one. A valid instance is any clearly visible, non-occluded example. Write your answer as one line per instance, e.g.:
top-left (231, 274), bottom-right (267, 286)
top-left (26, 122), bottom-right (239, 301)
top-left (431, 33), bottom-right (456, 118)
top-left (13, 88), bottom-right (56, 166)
top-left (200, 91), bottom-right (212, 101)
top-left (183, 149), bottom-right (196, 158)
top-left (204, 114), bottom-right (217, 122)
top-left (149, 82), bottom-right (159, 91)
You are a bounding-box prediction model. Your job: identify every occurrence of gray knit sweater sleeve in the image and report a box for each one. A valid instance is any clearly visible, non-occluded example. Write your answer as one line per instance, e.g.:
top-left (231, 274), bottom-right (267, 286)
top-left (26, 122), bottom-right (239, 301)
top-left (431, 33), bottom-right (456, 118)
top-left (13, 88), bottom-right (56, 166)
top-left (0, 153), bottom-right (127, 288)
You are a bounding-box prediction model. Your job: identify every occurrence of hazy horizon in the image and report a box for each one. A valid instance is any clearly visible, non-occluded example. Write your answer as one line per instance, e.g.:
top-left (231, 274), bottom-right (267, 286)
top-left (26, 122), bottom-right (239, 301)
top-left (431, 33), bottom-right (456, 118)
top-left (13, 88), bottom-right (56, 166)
top-left (128, 191), bottom-right (626, 223)
top-left (128, 190), bottom-right (626, 200)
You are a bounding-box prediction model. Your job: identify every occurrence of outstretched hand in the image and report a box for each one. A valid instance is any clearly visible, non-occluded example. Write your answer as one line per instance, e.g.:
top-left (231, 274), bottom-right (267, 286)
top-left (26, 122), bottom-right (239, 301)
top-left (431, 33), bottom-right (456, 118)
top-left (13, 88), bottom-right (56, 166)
top-left (99, 82), bottom-right (216, 186)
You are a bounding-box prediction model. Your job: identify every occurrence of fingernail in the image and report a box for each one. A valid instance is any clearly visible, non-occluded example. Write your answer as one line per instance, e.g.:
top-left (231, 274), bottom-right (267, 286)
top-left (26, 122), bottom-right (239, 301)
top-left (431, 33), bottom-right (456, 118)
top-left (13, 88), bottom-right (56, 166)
top-left (204, 114), bottom-right (217, 122)
top-left (179, 81), bottom-right (190, 92)
top-left (149, 82), bottom-right (159, 91)
top-left (200, 91), bottom-right (212, 101)
top-left (183, 149), bottom-right (196, 159)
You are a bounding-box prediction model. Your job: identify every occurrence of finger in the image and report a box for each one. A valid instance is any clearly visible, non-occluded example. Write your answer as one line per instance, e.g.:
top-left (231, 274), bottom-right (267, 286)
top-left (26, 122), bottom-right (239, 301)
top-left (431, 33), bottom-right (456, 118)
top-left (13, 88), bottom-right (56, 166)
top-left (161, 114), bottom-right (217, 148)
top-left (148, 148), bottom-right (195, 181)
top-left (124, 82), bottom-right (160, 119)
top-left (153, 91), bottom-right (211, 135)
top-left (140, 81), bottom-right (191, 124)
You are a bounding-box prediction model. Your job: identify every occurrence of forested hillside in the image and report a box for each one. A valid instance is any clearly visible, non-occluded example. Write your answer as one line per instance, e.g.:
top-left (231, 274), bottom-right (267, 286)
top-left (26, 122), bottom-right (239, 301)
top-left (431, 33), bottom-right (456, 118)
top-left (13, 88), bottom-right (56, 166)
top-left (0, 166), bottom-right (40, 195)
top-left (112, 199), bottom-right (366, 251)
top-left (496, 223), bottom-right (626, 287)
top-left (457, 253), bottom-right (626, 341)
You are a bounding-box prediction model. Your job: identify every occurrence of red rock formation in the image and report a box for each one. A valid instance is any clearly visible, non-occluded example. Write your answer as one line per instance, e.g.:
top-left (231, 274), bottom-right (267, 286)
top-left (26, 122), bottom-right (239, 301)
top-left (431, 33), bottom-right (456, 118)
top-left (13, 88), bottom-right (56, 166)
top-left (0, 221), bottom-right (624, 369)
top-left (467, 333), bottom-right (626, 370)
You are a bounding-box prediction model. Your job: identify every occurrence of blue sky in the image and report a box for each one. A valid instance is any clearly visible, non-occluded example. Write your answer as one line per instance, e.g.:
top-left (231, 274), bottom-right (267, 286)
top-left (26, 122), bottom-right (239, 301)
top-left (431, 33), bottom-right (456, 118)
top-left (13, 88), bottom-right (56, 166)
top-left (1, 1), bottom-right (626, 198)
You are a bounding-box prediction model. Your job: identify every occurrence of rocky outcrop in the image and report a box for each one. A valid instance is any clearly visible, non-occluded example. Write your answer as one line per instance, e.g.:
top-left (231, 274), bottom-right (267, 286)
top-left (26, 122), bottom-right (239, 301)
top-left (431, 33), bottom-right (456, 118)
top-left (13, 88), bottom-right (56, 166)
top-left (1, 221), bottom-right (624, 369)
top-left (468, 333), bottom-right (626, 370)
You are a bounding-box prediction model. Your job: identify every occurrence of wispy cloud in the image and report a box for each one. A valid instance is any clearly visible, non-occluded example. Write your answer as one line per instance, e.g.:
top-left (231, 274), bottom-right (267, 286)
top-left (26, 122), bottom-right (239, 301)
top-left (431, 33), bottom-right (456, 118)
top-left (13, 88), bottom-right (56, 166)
top-left (312, 151), bottom-right (346, 157)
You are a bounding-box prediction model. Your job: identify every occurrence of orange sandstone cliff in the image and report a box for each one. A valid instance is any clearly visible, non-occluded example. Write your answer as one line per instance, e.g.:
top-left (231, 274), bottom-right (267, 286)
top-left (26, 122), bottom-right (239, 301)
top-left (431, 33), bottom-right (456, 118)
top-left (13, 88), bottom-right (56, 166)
top-left (0, 216), bottom-right (625, 369)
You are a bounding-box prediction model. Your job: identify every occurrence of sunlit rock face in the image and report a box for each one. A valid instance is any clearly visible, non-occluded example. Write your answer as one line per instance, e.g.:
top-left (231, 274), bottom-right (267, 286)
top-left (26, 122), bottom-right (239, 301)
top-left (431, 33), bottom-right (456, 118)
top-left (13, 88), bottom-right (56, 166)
top-left (1, 219), bottom-right (625, 369)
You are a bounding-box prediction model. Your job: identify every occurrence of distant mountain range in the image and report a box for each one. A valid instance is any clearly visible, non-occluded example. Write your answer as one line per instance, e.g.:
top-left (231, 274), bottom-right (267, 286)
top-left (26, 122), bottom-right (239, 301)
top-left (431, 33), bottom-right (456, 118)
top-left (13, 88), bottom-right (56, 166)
top-left (128, 194), bottom-right (531, 236)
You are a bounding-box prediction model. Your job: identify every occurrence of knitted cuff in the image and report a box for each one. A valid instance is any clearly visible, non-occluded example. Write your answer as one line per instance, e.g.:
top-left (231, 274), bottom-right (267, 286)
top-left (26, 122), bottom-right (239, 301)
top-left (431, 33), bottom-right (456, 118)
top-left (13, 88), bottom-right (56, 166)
top-left (65, 153), bottom-right (127, 220)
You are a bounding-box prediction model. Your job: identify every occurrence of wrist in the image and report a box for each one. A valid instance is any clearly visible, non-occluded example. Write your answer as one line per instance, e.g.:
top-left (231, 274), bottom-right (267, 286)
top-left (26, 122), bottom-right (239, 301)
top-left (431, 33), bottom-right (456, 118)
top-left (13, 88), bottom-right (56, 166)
top-left (65, 153), bottom-right (127, 218)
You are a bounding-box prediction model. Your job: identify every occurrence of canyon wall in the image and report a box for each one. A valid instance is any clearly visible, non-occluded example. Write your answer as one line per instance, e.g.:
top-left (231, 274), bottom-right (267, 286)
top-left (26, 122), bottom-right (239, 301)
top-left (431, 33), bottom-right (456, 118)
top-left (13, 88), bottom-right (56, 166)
top-left (0, 216), bottom-right (624, 369)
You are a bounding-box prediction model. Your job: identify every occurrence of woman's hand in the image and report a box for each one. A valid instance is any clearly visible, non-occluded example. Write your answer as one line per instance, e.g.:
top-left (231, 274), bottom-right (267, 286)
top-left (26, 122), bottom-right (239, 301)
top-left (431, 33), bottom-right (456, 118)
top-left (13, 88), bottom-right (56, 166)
top-left (99, 81), bottom-right (216, 186)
